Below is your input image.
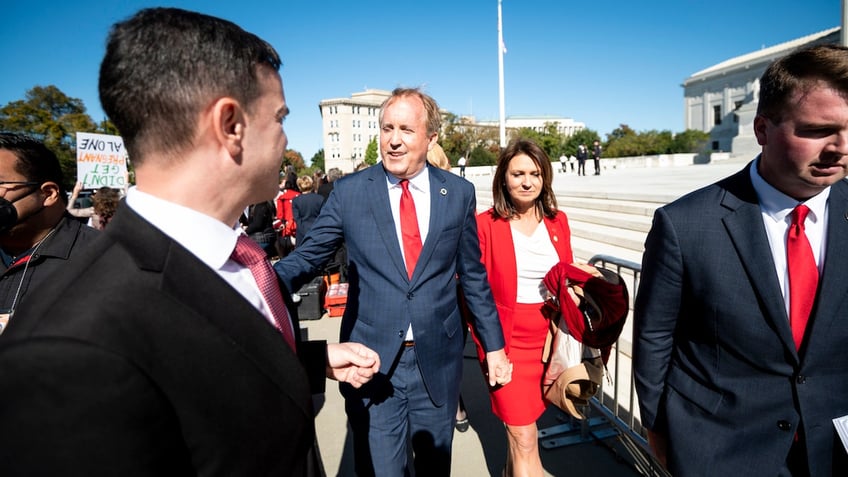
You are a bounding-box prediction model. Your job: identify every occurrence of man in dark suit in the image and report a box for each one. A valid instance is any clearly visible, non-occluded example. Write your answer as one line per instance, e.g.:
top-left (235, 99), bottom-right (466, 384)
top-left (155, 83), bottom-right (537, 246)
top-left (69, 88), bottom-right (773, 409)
top-left (634, 44), bottom-right (848, 476)
top-left (0, 8), bottom-right (379, 476)
top-left (276, 87), bottom-right (512, 476)
top-left (318, 167), bottom-right (342, 202)
top-left (576, 143), bottom-right (588, 176)
top-left (592, 140), bottom-right (602, 175)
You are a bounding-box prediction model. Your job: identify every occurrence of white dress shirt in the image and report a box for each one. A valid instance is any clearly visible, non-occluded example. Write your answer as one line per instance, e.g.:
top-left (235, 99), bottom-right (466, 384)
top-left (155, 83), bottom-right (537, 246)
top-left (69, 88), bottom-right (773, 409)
top-left (386, 167), bottom-right (431, 340)
top-left (749, 159), bottom-right (829, 318)
top-left (125, 187), bottom-right (283, 330)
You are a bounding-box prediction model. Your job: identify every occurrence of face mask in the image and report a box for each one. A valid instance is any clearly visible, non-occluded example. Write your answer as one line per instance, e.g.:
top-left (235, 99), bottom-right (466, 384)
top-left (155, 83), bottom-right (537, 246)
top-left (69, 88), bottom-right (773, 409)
top-left (0, 187), bottom-right (42, 234)
top-left (0, 198), bottom-right (19, 234)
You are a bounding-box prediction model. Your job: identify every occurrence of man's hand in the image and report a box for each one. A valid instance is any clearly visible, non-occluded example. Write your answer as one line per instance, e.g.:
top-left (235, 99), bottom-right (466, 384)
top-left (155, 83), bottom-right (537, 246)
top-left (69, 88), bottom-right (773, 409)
top-left (485, 348), bottom-right (513, 387)
top-left (325, 342), bottom-right (380, 388)
top-left (647, 428), bottom-right (669, 469)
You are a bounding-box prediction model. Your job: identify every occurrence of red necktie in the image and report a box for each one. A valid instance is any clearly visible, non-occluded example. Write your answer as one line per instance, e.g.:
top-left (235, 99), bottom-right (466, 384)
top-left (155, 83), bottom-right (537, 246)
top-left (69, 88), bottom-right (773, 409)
top-left (231, 235), bottom-right (296, 350)
top-left (399, 179), bottom-right (422, 279)
top-left (787, 205), bottom-right (818, 351)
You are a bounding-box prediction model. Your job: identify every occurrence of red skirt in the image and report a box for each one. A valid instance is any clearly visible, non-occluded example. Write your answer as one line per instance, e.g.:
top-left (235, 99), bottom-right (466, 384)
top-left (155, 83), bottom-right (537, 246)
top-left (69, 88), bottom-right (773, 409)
top-left (489, 302), bottom-right (549, 426)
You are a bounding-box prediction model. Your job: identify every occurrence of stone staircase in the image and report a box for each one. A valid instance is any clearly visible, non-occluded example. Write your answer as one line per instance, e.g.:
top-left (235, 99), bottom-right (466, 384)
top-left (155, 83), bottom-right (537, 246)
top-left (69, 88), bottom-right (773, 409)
top-left (474, 189), bottom-right (671, 266)
top-left (560, 192), bottom-right (666, 265)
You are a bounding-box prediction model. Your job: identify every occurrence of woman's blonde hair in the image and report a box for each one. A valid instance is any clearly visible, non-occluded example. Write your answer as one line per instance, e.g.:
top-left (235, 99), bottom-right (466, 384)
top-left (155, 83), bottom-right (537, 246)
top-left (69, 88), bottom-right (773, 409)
top-left (296, 174), bottom-right (313, 193)
top-left (427, 143), bottom-right (451, 171)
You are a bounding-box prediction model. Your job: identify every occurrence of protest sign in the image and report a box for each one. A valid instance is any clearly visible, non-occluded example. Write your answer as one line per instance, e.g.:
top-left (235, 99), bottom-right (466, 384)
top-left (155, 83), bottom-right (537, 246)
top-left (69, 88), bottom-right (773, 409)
top-left (75, 132), bottom-right (128, 189)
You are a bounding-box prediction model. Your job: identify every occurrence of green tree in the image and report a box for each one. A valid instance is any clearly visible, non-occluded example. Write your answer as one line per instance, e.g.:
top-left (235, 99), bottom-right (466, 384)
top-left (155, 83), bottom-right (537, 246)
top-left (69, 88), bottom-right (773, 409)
top-left (364, 137), bottom-right (378, 165)
top-left (0, 85), bottom-right (118, 190)
top-left (513, 122), bottom-right (568, 161)
top-left (604, 124), bottom-right (640, 157)
top-left (670, 129), bottom-right (710, 153)
top-left (98, 118), bottom-right (120, 136)
top-left (639, 129), bottom-right (675, 155)
top-left (563, 128), bottom-right (601, 156)
top-left (468, 145), bottom-right (496, 166)
top-left (283, 149), bottom-right (306, 173)
top-left (310, 148), bottom-right (325, 171)
top-left (603, 125), bottom-right (702, 157)
top-left (439, 112), bottom-right (472, 164)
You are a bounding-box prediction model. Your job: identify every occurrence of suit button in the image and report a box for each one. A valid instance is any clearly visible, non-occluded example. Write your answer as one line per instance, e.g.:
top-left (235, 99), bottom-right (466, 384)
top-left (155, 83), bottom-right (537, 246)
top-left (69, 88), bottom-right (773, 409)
top-left (777, 420), bottom-right (792, 431)
top-left (796, 375), bottom-right (806, 384)
top-left (398, 330), bottom-right (404, 338)
top-left (407, 292), bottom-right (414, 299)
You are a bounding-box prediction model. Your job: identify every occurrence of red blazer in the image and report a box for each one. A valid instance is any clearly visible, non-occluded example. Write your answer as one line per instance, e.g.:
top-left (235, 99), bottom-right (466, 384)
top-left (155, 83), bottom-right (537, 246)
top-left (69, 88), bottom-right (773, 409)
top-left (275, 189), bottom-right (300, 237)
top-left (471, 209), bottom-right (573, 361)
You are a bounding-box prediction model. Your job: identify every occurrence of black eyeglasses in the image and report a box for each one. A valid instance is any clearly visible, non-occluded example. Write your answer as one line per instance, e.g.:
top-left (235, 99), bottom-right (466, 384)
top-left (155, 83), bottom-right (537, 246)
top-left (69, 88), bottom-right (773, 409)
top-left (0, 181), bottom-right (39, 187)
top-left (0, 181), bottom-right (40, 195)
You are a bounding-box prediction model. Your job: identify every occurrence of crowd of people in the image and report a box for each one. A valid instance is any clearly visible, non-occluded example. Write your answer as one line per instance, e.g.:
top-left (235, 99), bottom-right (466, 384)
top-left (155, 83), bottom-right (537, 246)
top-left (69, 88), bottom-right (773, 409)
top-left (0, 7), bottom-right (846, 477)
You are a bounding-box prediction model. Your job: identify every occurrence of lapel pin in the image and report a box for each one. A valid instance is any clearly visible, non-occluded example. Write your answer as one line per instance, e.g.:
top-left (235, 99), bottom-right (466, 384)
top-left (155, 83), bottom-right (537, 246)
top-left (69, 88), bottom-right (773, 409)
top-left (440, 188), bottom-right (447, 196)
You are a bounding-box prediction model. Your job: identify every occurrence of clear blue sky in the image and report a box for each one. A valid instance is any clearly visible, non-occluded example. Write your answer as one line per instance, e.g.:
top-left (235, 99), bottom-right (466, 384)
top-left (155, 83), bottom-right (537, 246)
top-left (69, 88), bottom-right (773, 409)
top-left (1, 0), bottom-right (839, 162)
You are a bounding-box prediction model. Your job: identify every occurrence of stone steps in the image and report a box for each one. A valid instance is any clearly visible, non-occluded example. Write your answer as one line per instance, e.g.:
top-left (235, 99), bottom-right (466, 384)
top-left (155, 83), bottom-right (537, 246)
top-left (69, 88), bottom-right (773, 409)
top-left (474, 189), bottom-right (662, 267)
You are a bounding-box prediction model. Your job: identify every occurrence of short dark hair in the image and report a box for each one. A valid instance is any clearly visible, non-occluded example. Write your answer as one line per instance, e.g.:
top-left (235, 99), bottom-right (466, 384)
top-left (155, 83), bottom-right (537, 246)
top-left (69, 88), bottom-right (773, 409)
top-left (99, 7), bottom-right (282, 164)
top-left (491, 138), bottom-right (558, 220)
top-left (0, 132), bottom-right (67, 203)
top-left (757, 44), bottom-right (848, 122)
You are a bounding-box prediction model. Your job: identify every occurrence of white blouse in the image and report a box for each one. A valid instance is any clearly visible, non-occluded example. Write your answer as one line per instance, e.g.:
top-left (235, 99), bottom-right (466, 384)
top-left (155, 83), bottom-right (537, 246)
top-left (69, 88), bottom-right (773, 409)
top-left (511, 221), bottom-right (559, 304)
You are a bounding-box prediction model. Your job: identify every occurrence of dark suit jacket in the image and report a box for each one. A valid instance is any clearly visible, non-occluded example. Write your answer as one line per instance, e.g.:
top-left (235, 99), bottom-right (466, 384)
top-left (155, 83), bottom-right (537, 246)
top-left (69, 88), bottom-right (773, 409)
top-left (634, 162), bottom-right (848, 476)
top-left (0, 204), bottom-right (325, 476)
top-left (293, 192), bottom-right (325, 247)
top-left (277, 163), bottom-right (505, 406)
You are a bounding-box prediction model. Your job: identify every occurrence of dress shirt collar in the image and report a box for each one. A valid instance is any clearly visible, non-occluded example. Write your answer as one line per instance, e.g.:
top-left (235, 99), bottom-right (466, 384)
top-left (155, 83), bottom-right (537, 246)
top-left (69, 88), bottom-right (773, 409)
top-left (385, 164), bottom-right (430, 193)
top-left (125, 187), bottom-right (240, 270)
top-left (749, 156), bottom-right (829, 225)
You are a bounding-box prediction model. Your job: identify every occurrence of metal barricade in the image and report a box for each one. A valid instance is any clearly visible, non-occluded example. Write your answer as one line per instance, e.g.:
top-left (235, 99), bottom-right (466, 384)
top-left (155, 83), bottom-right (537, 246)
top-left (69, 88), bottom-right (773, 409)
top-left (538, 254), bottom-right (670, 477)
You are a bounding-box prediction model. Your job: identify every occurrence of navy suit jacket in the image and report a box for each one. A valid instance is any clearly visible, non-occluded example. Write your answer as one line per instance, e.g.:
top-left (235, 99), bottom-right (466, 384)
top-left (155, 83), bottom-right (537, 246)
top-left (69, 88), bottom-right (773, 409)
top-left (0, 205), bottom-right (324, 476)
top-left (292, 192), bottom-right (325, 247)
top-left (634, 162), bottom-right (848, 476)
top-left (277, 163), bottom-right (505, 406)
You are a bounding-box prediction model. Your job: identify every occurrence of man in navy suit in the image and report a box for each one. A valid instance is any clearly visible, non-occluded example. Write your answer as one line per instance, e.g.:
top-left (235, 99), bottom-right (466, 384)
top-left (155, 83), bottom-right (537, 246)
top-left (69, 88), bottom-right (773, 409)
top-left (0, 8), bottom-right (379, 476)
top-left (277, 88), bottom-right (512, 476)
top-left (634, 44), bottom-right (848, 476)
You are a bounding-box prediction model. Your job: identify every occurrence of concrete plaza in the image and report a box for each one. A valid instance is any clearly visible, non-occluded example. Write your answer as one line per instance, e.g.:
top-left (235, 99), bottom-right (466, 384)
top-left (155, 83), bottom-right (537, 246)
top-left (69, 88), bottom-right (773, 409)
top-left (302, 156), bottom-right (753, 476)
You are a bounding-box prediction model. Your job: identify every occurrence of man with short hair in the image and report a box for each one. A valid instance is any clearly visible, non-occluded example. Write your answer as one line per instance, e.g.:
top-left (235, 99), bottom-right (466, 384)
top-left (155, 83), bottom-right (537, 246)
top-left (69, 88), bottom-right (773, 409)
top-left (592, 139), bottom-right (602, 175)
top-left (634, 44), bottom-right (848, 476)
top-left (277, 87), bottom-right (512, 476)
top-left (0, 8), bottom-right (378, 476)
top-left (318, 167), bottom-right (342, 201)
top-left (0, 132), bottom-right (98, 334)
top-left (576, 143), bottom-right (588, 176)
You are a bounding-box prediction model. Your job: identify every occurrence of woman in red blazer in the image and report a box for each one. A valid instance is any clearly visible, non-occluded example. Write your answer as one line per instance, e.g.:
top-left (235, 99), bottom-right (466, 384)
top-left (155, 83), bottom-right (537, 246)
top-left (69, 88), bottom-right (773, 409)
top-left (472, 138), bottom-right (573, 476)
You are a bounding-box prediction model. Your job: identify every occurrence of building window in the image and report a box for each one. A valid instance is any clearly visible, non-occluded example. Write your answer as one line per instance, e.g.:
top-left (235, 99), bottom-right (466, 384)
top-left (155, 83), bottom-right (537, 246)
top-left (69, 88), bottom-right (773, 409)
top-left (713, 105), bottom-right (722, 126)
top-left (712, 141), bottom-right (719, 151)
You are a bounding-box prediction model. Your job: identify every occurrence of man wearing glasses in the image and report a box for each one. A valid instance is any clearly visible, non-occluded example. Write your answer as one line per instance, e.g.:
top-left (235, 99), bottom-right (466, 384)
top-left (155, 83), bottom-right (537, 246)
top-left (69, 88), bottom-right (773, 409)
top-left (0, 132), bottom-right (98, 334)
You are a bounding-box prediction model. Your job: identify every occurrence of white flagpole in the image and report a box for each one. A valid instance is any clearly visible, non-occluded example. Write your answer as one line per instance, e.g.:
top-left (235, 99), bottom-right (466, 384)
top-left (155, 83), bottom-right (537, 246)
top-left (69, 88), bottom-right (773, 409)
top-left (498, 0), bottom-right (506, 148)
top-left (842, 0), bottom-right (847, 46)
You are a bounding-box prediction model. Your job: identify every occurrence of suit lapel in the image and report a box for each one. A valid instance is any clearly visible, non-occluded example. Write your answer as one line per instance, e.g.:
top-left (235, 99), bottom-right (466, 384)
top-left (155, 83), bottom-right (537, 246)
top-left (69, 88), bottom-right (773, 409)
top-left (109, 207), bottom-right (313, 417)
top-left (719, 168), bottom-right (798, 356)
top-left (368, 164), bottom-right (410, 281)
top-left (808, 180), bottom-right (848, 347)
top-left (412, 166), bottom-right (449, 285)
